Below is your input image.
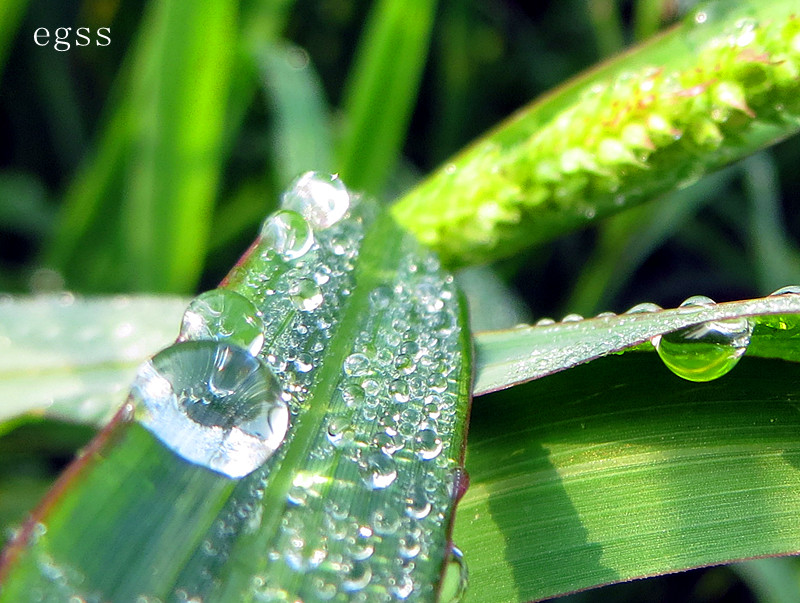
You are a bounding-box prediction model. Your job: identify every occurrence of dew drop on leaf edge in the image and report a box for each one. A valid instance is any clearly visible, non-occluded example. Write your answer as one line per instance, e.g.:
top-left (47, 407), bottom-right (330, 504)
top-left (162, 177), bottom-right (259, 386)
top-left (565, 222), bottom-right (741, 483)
top-left (130, 340), bottom-right (289, 479)
top-left (259, 209), bottom-right (315, 261)
top-left (650, 296), bottom-right (753, 382)
top-left (179, 289), bottom-right (265, 356)
top-left (281, 172), bottom-right (350, 230)
top-left (438, 545), bottom-right (468, 603)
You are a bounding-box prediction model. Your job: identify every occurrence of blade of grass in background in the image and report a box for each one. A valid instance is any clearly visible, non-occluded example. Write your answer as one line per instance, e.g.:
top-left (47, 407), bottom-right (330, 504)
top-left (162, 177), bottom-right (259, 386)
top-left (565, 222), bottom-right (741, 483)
top-left (457, 353), bottom-right (800, 602)
top-left (336, 0), bottom-right (437, 196)
top-left (0, 296), bottom-right (187, 426)
top-left (121, 0), bottom-right (236, 292)
top-left (0, 0), bottom-right (27, 81)
top-left (743, 153), bottom-right (800, 293)
top-left (258, 43), bottom-right (332, 187)
top-left (586, 0), bottom-right (625, 57)
top-left (45, 0), bottom-right (237, 294)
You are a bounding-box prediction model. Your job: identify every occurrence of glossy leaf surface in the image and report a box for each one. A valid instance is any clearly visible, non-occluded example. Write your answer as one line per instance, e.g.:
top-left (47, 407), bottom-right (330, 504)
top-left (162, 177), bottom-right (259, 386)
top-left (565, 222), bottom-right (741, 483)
top-left (0, 191), bottom-right (472, 601)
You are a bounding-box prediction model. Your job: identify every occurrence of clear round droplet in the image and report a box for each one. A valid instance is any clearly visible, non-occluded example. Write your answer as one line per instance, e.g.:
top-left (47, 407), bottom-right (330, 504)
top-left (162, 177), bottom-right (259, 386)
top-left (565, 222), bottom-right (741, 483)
top-left (259, 210), bottom-right (314, 260)
top-left (179, 289), bottom-right (265, 356)
top-left (769, 286), bottom-right (800, 296)
top-left (677, 296), bottom-right (716, 313)
top-left (343, 353), bottom-right (370, 377)
top-left (371, 507), bottom-right (401, 536)
top-left (281, 172), bottom-right (350, 230)
top-left (361, 450), bottom-right (397, 489)
top-left (415, 428), bottom-right (443, 461)
top-left (289, 279), bottom-right (323, 312)
top-left (651, 316), bottom-right (753, 382)
top-left (130, 341), bottom-right (289, 478)
top-left (438, 546), bottom-right (469, 603)
top-left (624, 302), bottom-right (662, 314)
top-left (342, 560), bottom-right (372, 592)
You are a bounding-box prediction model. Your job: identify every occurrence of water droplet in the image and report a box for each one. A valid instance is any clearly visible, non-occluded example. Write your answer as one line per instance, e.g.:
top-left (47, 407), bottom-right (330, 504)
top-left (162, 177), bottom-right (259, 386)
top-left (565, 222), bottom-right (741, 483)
top-left (534, 317), bottom-right (555, 326)
top-left (342, 560), bottom-right (372, 592)
top-left (259, 210), bottom-right (314, 260)
top-left (651, 315), bottom-right (753, 382)
top-left (680, 295), bottom-right (715, 309)
top-left (438, 546), bottom-right (468, 603)
top-left (770, 286), bottom-right (800, 296)
top-left (394, 354), bottom-right (417, 375)
top-left (289, 279), bottom-right (323, 312)
top-left (179, 289), bottom-right (265, 356)
top-left (415, 429), bottom-right (443, 461)
top-left (343, 353), bottom-right (370, 377)
top-left (561, 313), bottom-right (583, 323)
top-left (130, 341), bottom-right (289, 478)
top-left (294, 353), bottom-right (313, 373)
top-left (281, 172), bottom-right (350, 229)
top-left (371, 508), bottom-right (401, 536)
top-left (369, 285), bottom-right (393, 309)
top-left (405, 483), bottom-right (432, 520)
top-left (625, 302), bottom-right (662, 314)
top-left (360, 450), bottom-right (397, 489)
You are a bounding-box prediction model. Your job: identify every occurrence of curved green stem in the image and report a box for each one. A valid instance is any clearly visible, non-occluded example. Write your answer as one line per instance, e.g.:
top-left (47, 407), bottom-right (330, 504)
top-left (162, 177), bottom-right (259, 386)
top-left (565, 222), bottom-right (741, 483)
top-left (392, 1), bottom-right (800, 267)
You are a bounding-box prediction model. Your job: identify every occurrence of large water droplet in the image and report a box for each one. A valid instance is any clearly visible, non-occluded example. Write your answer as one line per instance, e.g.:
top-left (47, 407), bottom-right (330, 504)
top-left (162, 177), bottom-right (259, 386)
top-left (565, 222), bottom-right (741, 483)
top-left (179, 289), bottom-right (265, 356)
top-left (438, 546), bottom-right (468, 603)
top-left (259, 210), bottom-right (314, 260)
top-left (650, 298), bottom-right (753, 383)
top-left (130, 341), bottom-right (289, 478)
top-left (281, 172), bottom-right (350, 229)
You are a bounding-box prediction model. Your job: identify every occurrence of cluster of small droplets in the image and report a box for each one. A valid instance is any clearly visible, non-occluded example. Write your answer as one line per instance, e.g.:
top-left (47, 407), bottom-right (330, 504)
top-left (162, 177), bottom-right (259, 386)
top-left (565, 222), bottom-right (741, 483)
top-left (221, 205), bottom-right (464, 601)
top-left (250, 237), bottom-right (465, 602)
top-left (394, 9), bottom-right (800, 265)
top-left (169, 173), bottom-right (379, 598)
top-left (228, 172), bottom-right (374, 418)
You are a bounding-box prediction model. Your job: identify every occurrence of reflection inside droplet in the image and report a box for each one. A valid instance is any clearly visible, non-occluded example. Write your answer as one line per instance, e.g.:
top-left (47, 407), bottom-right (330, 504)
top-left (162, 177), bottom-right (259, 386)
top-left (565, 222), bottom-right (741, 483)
top-left (651, 315), bottom-right (753, 382)
top-left (281, 172), bottom-right (350, 229)
top-left (179, 289), bottom-right (265, 356)
top-left (260, 209), bottom-right (314, 261)
top-left (130, 341), bottom-right (289, 478)
top-left (438, 546), bottom-right (468, 603)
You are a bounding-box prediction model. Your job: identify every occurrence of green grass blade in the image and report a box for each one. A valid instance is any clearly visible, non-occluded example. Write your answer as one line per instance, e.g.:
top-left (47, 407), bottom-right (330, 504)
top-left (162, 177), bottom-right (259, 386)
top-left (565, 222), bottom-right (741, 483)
top-left (121, 0), bottom-right (237, 292)
top-left (0, 296), bottom-right (187, 426)
top-left (742, 153), bottom-right (800, 293)
top-left (474, 292), bottom-right (800, 395)
top-left (336, 0), bottom-right (437, 196)
top-left (45, 0), bottom-right (237, 293)
top-left (0, 191), bottom-right (472, 600)
top-left (0, 0), bottom-right (27, 82)
top-left (457, 353), bottom-right (800, 601)
top-left (258, 43), bottom-right (332, 187)
top-left (392, 0), bottom-right (800, 267)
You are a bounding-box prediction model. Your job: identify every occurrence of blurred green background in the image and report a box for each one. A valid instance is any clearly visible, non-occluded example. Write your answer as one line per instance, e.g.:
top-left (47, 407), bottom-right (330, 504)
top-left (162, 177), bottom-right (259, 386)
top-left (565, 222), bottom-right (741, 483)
top-left (2, 0), bottom-right (800, 600)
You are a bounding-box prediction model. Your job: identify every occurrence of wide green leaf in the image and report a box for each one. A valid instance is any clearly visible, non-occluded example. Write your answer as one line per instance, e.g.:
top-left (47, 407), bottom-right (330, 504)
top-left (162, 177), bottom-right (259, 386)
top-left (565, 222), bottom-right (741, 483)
top-left (457, 353), bottom-right (800, 601)
top-left (0, 295), bottom-right (186, 428)
top-left (0, 182), bottom-right (472, 601)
